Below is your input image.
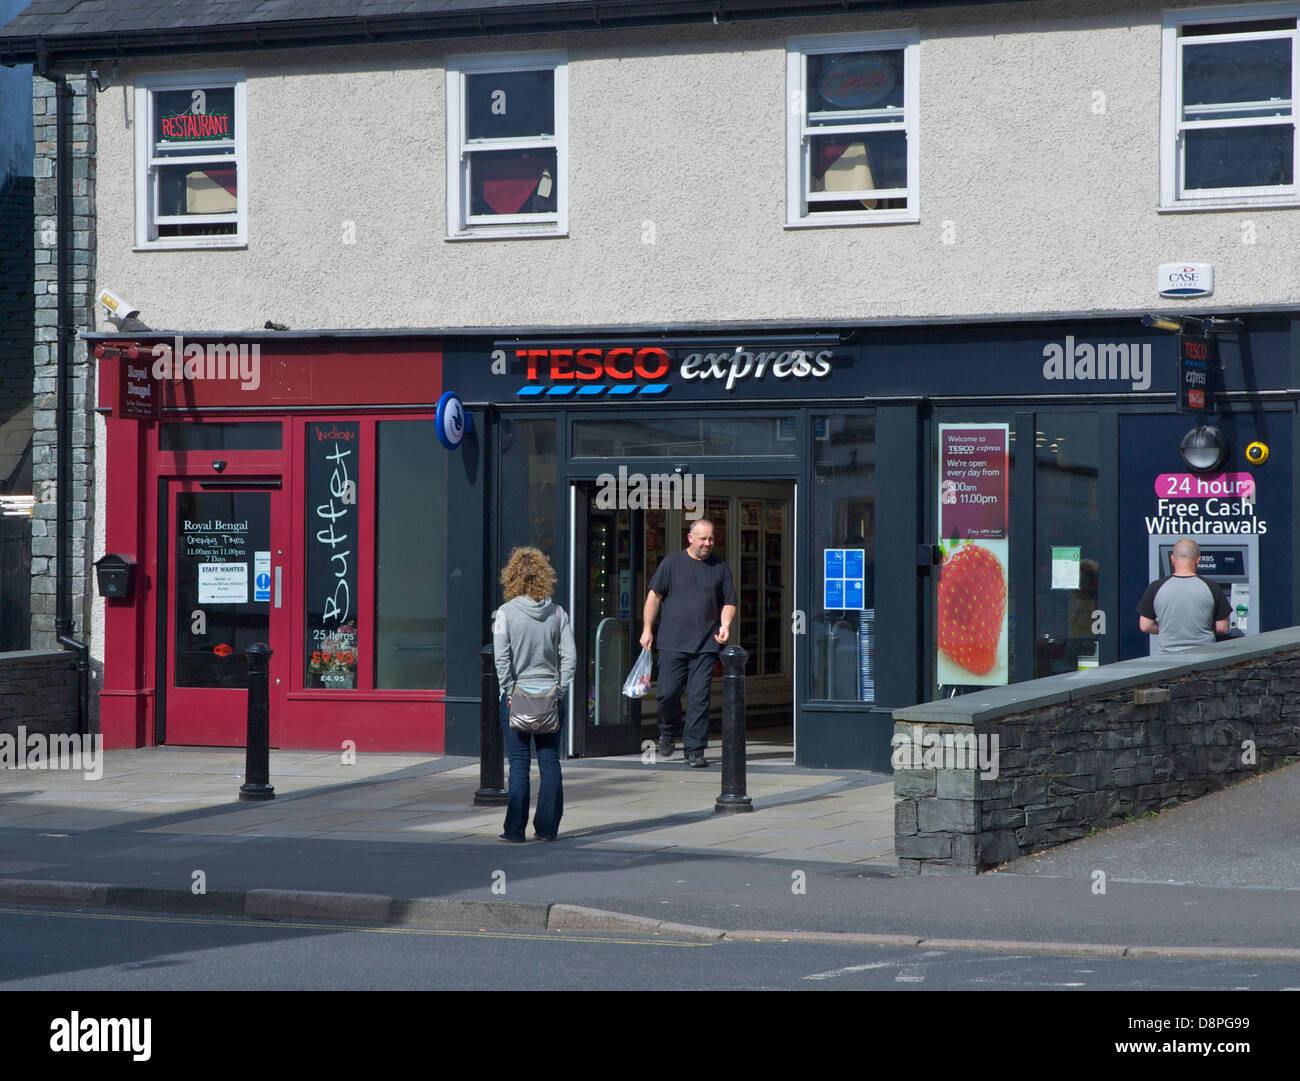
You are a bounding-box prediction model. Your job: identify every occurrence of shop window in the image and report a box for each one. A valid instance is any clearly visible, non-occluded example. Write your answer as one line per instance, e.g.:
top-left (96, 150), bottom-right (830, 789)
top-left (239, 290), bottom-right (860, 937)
top-left (304, 421), bottom-right (360, 690)
top-left (786, 31), bottom-right (919, 226)
top-left (1033, 415), bottom-right (1103, 676)
top-left (498, 416), bottom-right (559, 565)
top-left (810, 413), bottom-right (876, 702)
top-left (933, 419), bottom-right (1014, 694)
top-left (446, 52), bottom-right (567, 239)
top-left (159, 421), bottom-right (281, 451)
top-left (571, 416), bottom-right (797, 458)
top-left (301, 419), bottom-right (448, 692)
top-left (135, 73), bottom-right (245, 247)
top-left (1161, 9), bottom-right (1298, 208)
top-left (374, 421), bottom-right (446, 690)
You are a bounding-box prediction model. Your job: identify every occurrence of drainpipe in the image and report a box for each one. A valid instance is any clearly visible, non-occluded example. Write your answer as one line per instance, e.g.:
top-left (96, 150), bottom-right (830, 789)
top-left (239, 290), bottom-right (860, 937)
top-left (35, 43), bottom-right (89, 737)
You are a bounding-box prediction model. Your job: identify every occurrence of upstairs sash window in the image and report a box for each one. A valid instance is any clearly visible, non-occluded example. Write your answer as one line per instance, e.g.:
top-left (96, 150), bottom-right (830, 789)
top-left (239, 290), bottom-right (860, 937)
top-left (447, 53), bottom-right (568, 238)
top-left (787, 32), bottom-right (919, 226)
top-left (1162, 9), bottom-right (1298, 207)
top-left (136, 74), bottom-right (246, 247)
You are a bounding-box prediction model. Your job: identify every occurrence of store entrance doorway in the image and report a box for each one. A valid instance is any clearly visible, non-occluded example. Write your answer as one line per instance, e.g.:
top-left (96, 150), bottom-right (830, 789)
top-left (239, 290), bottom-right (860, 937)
top-left (160, 477), bottom-right (289, 746)
top-left (568, 478), bottom-right (795, 758)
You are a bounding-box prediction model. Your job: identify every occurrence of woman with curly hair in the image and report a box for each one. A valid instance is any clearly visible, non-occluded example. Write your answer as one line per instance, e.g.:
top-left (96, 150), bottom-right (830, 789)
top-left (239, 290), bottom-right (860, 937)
top-left (492, 546), bottom-right (576, 841)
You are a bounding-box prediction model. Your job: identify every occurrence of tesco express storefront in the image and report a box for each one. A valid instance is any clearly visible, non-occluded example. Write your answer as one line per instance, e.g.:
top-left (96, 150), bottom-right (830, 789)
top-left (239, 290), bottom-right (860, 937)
top-left (93, 313), bottom-right (1297, 769)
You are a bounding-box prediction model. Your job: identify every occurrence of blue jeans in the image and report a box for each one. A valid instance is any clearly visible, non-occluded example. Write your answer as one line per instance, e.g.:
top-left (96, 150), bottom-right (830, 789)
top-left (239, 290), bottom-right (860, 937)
top-left (500, 692), bottom-right (563, 840)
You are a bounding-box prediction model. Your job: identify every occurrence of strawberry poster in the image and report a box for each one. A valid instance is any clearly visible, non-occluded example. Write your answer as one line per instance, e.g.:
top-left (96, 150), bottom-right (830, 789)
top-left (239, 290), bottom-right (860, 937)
top-left (937, 424), bottom-right (1009, 687)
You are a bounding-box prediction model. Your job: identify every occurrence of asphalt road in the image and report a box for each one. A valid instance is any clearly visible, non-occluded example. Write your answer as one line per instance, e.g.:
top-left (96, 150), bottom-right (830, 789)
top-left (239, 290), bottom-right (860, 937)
top-left (2, 904), bottom-right (1298, 992)
top-left (3, 826), bottom-right (1296, 948)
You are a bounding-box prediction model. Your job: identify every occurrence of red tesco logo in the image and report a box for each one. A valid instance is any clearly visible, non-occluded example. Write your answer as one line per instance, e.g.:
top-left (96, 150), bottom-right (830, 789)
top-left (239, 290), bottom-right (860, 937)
top-left (519, 347), bottom-right (671, 382)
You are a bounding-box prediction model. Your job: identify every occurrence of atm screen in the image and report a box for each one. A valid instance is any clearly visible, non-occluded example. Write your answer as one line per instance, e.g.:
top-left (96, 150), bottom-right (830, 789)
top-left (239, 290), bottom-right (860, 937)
top-left (1197, 549), bottom-right (1246, 577)
top-left (1158, 546), bottom-right (1247, 580)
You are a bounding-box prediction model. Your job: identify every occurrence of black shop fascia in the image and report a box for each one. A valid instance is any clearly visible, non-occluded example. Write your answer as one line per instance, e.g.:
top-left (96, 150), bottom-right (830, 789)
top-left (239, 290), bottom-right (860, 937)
top-left (446, 317), bottom-right (1278, 404)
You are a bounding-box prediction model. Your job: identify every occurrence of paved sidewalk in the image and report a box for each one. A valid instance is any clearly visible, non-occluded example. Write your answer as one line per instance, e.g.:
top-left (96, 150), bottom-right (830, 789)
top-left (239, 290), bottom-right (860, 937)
top-left (0, 743), bottom-right (894, 865)
top-left (3, 745), bottom-right (1298, 960)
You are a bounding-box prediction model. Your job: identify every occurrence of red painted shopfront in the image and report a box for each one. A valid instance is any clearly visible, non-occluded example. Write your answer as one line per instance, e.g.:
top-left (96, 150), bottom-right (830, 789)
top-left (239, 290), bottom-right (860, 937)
top-left (96, 339), bottom-right (448, 751)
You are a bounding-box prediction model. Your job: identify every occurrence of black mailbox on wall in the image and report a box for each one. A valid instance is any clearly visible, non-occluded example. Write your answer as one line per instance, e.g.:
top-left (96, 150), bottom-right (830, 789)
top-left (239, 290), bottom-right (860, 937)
top-left (95, 554), bottom-right (136, 599)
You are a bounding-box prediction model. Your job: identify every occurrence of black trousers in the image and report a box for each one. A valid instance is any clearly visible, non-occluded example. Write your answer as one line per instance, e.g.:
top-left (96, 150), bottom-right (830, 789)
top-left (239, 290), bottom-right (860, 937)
top-left (656, 650), bottom-right (715, 753)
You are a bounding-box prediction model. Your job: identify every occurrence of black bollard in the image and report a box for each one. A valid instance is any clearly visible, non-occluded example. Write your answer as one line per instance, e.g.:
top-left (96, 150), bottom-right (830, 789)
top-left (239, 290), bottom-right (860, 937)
top-left (474, 643), bottom-right (508, 805)
top-left (714, 644), bottom-right (753, 814)
top-left (239, 642), bottom-right (275, 801)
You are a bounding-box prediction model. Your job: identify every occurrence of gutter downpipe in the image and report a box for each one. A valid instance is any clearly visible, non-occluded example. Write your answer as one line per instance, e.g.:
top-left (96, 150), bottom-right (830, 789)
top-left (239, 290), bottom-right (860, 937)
top-left (35, 42), bottom-right (89, 737)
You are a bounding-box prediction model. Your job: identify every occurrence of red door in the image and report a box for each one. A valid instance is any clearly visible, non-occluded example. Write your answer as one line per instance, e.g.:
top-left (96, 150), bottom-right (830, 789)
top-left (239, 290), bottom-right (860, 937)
top-left (163, 478), bottom-right (289, 745)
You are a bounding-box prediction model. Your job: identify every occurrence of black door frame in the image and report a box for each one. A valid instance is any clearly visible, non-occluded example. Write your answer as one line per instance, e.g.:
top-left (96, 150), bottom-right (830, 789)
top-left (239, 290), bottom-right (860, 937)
top-left (568, 481), bottom-right (645, 757)
top-left (565, 452), bottom-right (804, 757)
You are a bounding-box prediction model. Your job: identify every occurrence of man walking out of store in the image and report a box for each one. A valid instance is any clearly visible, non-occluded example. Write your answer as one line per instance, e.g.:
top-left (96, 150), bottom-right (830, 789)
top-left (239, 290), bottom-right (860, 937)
top-left (1137, 537), bottom-right (1231, 652)
top-left (641, 518), bottom-right (737, 768)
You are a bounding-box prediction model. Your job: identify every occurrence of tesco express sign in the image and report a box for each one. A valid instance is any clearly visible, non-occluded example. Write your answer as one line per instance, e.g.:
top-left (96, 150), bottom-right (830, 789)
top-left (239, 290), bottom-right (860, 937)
top-left (518, 347), bottom-right (833, 391)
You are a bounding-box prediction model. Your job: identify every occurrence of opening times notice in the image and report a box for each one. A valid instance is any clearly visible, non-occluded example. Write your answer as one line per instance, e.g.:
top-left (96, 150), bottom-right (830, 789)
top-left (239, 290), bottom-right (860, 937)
top-left (939, 424), bottom-right (1008, 541)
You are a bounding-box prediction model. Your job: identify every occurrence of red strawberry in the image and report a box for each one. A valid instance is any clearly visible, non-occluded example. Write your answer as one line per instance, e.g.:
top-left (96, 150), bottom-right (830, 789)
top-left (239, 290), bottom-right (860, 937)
top-left (937, 544), bottom-right (1006, 676)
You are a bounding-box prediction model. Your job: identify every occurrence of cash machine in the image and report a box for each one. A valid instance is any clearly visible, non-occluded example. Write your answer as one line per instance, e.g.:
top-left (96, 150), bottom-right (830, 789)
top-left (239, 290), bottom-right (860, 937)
top-left (1147, 535), bottom-right (1257, 649)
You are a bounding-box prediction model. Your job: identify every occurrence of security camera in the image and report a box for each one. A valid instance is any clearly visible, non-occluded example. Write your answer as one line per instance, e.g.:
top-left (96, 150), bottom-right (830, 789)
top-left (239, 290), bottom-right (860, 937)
top-left (98, 289), bottom-right (140, 321)
top-left (212, 460), bottom-right (228, 474)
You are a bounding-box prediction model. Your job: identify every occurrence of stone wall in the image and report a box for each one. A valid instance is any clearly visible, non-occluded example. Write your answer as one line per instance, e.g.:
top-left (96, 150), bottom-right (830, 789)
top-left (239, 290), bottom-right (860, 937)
top-left (30, 74), bottom-right (96, 652)
top-left (0, 649), bottom-right (79, 738)
top-left (892, 629), bottom-right (1300, 875)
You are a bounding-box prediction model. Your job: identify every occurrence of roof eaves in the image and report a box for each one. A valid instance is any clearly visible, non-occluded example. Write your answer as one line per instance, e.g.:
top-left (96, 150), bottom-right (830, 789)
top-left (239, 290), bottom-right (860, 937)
top-left (1, 0), bottom-right (1039, 67)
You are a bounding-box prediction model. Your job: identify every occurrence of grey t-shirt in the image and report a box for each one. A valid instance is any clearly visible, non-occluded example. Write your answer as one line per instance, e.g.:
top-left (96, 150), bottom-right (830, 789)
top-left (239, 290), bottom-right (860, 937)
top-left (1137, 574), bottom-right (1230, 653)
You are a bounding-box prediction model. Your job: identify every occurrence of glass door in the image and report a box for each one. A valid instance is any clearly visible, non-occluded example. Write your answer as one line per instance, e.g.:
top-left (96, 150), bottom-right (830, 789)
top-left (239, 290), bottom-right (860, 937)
top-left (570, 482), bottom-right (644, 757)
top-left (1032, 413), bottom-right (1104, 675)
top-left (163, 479), bottom-right (288, 745)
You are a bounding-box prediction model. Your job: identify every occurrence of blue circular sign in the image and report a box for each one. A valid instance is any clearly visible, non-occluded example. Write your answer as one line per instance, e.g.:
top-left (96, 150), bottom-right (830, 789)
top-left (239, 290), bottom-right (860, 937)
top-left (436, 391), bottom-right (468, 450)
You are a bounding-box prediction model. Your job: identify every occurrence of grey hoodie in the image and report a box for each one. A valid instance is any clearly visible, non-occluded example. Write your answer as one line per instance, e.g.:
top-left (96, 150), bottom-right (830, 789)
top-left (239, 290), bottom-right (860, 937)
top-left (492, 595), bottom-right (577, 697)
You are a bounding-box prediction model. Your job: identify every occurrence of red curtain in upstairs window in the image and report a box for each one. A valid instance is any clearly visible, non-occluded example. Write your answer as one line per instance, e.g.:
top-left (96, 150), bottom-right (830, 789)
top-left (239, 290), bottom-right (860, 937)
top-left (476, 154), bottom-right (547, 214)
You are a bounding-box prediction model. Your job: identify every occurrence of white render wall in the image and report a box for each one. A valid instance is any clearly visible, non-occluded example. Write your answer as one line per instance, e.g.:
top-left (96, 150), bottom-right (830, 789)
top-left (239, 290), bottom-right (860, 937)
top-left (94, 0), bottom-right (1300, 334)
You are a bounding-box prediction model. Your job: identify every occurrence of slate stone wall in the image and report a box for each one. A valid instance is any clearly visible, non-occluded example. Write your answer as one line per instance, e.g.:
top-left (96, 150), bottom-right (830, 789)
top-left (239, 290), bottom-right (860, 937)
top-left (0, 650), bottom-right (79, 739)
top-left (30, 74), bottom-right (96, 651)
top-left (893, 637), bottom-right (1300, 875)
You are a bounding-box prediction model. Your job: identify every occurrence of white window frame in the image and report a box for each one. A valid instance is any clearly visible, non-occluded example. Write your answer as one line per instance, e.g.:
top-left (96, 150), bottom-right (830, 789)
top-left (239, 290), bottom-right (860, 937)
top-left (133, 70), bottom-right (247, 249)
top-left (445, 51), bottom-right (568, 240)
top-left (1160, 3), bottom-right (1300, 210)
top-left (786, 30), bottom-right (920, 227)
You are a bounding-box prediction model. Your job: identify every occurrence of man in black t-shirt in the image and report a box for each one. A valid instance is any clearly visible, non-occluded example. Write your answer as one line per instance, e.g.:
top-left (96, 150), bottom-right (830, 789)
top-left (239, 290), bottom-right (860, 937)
top-left (640, 519), bottom-right (737, 767)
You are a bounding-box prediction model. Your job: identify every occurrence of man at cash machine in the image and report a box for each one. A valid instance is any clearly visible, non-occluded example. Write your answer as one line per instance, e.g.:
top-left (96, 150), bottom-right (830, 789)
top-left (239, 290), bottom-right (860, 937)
top-left (1137, 538), bottom-right (1232, 653)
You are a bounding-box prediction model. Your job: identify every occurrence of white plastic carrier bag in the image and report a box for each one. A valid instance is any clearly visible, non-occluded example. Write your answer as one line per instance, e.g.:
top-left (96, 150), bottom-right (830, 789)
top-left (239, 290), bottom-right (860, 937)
top-left (622, 648), bottom-right (653, 698)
